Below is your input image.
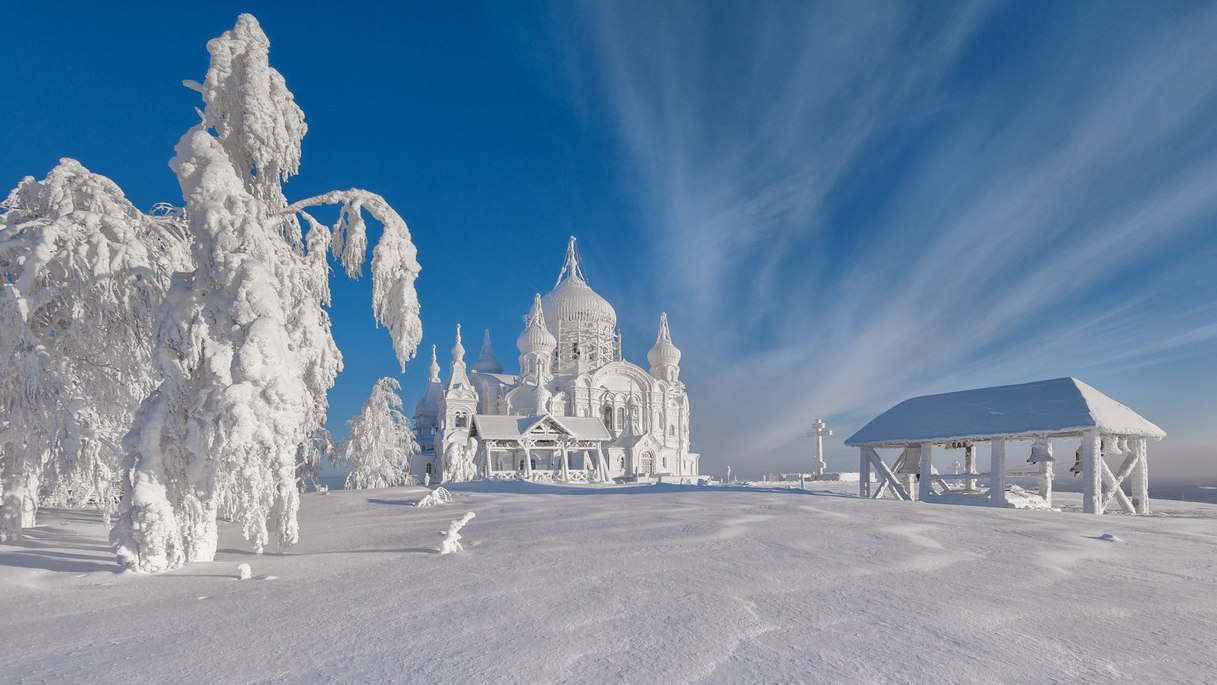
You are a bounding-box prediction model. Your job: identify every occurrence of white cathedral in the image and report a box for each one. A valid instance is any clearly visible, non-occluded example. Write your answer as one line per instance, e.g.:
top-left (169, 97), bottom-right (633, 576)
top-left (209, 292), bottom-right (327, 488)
top-left (413, 237), bottom-right (700, 483)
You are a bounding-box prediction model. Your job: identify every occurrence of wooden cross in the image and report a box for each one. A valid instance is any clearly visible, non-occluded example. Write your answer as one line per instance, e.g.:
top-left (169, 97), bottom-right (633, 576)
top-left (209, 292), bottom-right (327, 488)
top-left (806, 418), bottom-right (832, 477)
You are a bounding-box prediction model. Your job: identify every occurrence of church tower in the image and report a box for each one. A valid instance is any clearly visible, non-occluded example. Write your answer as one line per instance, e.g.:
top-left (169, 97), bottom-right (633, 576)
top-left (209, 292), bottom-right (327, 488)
top-left (437, 324), bottom-right (479, 458)
top-left (647, 312), bottom-right (682, 383)
top-left (413, 344), bottom-right (444, 444)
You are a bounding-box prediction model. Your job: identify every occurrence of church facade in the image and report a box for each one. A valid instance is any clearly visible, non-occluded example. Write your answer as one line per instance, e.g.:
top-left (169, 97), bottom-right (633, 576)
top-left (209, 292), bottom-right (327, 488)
top-left (413, 237), bottom-right (700, 483)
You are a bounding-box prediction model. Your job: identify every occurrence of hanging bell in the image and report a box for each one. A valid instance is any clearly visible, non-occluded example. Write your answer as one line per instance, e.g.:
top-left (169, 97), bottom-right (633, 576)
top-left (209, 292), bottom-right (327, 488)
top-left (1028, 439), bottom-right (1054, 464)
top-left (1102, 437), bottom-right (1125, 458)
top-left (1070, 445), bottom-right (1083, 475)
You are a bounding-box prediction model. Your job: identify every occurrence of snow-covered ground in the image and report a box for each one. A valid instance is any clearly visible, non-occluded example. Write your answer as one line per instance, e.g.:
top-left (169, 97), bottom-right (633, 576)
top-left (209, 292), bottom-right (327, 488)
top-left (3, 482), bottom-right (1216, 683)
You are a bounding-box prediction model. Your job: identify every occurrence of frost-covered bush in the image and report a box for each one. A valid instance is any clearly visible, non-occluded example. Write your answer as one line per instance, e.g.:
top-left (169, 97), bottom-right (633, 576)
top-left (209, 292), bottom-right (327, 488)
top-left (0, 161), bottom-right (190, 541)
top-left (111, 14), bottom-right (422, 572)
top-left (415, 486), bottom-right (453, 507)
top-left (339, 378), bottom-right (419, 490)
top-left (439, 512), bottom-right (475, 554)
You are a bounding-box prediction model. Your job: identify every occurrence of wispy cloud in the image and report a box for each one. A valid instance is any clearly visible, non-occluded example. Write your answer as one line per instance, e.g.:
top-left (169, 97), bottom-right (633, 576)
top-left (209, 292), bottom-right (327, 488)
top-left (559, 1), bottom-right (1217, 475)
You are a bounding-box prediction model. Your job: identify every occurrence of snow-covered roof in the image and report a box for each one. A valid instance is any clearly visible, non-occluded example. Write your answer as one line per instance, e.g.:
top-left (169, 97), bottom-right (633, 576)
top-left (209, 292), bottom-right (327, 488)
top-left (472, 414), bottom-right (612, 442)
top-left (845, 377), bottom-right (1166, 447)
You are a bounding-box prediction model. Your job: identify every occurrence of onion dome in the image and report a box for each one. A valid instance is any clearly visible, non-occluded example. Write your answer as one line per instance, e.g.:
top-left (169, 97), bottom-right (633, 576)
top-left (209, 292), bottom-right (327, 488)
top-left (541, 236), bottom-right (616, 334)
top-left (647, 312), bottom-right (682, 369)
top-left (471, 329), bottom-right (503, 374)
top-left (517, 293), bottom-right (557, 355)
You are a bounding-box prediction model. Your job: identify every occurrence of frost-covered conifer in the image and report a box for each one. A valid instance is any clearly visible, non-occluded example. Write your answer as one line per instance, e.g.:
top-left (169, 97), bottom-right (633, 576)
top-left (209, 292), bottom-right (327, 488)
top-left (111, 15), bottom-right (422, 572)
top-left (0, 161), bottom-right (190, 541)
top-left (340, 378), bottom-right (418, 490)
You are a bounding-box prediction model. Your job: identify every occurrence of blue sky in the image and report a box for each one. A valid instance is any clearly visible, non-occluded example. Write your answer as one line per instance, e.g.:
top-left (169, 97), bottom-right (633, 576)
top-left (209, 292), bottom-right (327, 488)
top-left (3, 2), bottom-right (1215, 478)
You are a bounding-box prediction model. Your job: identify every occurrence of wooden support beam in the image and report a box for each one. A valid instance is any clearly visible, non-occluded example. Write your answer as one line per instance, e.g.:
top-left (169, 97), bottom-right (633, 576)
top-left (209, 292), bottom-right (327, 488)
top-left (1082, 430), bottom-right (1102, 514)
top-left (990, 439), bottom-right (1007, 507)
top-left (1100, 459), bottom-right (1136, 514)
top-left (865, 447), bottom-right (910, 501)
top-left (859, 447), bottom-right (871, 498)
top-left (1131, 438), bottom-right (1149, 515)
top-left (918, 443), bottom-right (934, 501)
top-left (964, 444), bottom-right (977, 491)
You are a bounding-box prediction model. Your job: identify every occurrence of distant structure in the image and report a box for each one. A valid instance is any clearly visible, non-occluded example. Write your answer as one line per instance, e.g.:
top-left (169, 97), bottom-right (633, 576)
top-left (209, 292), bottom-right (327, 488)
top-left (806, 418), bottom-right (832, 477)
top-left (413, 237), bottom-right (700, 483)
top-left (844, 378), bottom-right (1165, 514)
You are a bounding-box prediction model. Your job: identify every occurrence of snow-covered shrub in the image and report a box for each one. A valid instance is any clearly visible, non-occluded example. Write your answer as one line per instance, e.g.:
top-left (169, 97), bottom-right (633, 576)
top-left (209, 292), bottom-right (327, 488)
top-left (439, 512), bottom-right (475, 554)
top-left (0, 161), bottom-right (190, 541)
top-left (111, 14), bottom-right (423, 572)
top-left (415, 486), bottom-right (453, 507)
top-left (237, 563), bottom-right (252, 580)
top-left (339, 378), bottom-right (419, 489)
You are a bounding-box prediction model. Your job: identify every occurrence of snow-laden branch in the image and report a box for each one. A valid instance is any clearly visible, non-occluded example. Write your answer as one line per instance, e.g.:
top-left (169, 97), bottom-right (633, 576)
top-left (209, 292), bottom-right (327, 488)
top-left (284, 190), bottom-right (422, 369)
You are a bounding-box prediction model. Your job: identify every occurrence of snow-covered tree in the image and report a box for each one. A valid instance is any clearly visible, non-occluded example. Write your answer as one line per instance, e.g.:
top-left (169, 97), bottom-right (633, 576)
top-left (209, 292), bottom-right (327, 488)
top-left (339, 378), bottom-right (418, 490)
top-left (111, 15), bottom-right (422, 572)
top-left (296, 428), bottom-right (335, 494)
top-left (0, 161), bottom-right (190, 541)
top-left (442, 436), bottom-right (479, 484)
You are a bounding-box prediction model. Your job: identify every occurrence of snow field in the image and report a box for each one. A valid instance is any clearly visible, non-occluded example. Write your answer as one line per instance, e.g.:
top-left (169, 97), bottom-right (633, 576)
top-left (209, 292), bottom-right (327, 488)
top-left (3, 483), bottom-right (1216, 683)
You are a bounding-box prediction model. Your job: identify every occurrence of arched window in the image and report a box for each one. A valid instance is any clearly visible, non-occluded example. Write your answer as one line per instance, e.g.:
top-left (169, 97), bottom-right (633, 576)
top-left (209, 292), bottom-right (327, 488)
top-left (662, 456), bottom-right (668, 469)
top-left (668, 425), bottom-right (675, 436)
top-left (618, 456), bottom-right (625, 469)
top-left (425, 463), bottom-right (433, 475)
top-left (617, 407), bottom-right (626, 430)
top-left (454, 412), bottom-right (468, 428)
top-left (602, 405), bottom-right (614, 429)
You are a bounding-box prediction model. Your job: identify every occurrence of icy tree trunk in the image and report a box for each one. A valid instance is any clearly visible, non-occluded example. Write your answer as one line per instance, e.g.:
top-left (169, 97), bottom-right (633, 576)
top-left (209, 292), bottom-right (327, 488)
top-left (918, 443), bottom-right (933, 501)
top-left (0, 465), bottom-right (40, 540)
top-left (1082, 430), bottom-right (1102, 514)
top-left (989, 438), bottom-right (1006, 507)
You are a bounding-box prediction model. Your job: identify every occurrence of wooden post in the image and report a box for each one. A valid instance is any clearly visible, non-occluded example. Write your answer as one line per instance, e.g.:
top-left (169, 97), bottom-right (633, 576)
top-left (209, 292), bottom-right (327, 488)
top-left (1040, 454), bottom-right (1054, 508)
top-left (859, 447), bottom-right (871, 498)
top-left (918, 443), bottom-right (934, 501)
top-left (559, 442), bottom-right (570, 481)
top-left (990, 438), bottom-right (1007, 507)
top-left (1131, 438), bottom-right (1149, 514)
top-left (523, 441), bottom-right (533, 479)
top-left (1082, 430), bottom-right (1102, 514)
top-left (964, 444), bottom-right (977, 491)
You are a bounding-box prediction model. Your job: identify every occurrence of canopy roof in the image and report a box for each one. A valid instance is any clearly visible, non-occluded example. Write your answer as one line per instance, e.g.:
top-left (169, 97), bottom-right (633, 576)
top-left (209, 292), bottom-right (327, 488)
top-left (845, 377), bottom-right (1165, 447)
top-left (473, 414), bottom-right (612, 442)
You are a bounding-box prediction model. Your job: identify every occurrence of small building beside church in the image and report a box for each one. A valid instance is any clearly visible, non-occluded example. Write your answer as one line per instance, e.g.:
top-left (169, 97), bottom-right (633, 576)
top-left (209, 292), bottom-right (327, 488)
top-left (413, 237), bottom-right (700, 483)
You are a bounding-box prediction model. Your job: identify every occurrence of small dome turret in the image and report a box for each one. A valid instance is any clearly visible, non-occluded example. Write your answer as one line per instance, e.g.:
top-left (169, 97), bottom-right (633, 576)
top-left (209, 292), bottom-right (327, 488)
top-left (517, 293), bottom-right (557, 356)
top-left (647, 312), bottom-right (682, 369)
top-left (648, 313), bottom-right (682, 383)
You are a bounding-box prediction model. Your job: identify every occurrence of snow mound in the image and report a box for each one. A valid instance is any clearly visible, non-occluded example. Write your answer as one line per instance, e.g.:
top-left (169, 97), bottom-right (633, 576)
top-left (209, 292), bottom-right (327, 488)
top-left (236, 563), bottom-right (252, 580)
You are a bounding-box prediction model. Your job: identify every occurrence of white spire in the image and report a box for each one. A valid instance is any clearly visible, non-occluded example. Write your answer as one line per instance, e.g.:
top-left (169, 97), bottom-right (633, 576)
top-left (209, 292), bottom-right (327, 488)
top-left (428, 344), bottom-right (440, 383)
top-left (452, 323), bottom-right (465, 361)
top-left (448, 324), bottom-right (470, 389)
top-left (554, 235), bottom-right (587, 286)
top-left (471, 328), bottom-right (503, 374)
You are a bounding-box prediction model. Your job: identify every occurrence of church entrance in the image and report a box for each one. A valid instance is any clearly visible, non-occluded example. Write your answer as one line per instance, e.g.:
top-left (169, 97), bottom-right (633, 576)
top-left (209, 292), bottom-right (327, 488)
top-left (640, 451), bottom-right (654, 475)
